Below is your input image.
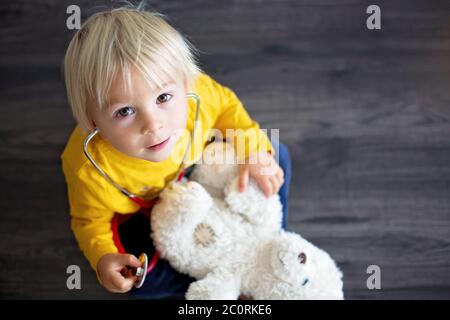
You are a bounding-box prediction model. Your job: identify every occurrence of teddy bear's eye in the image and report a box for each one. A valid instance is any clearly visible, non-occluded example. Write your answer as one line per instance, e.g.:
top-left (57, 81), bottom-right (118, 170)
top-left (298, 252), bottom-right (307, 264)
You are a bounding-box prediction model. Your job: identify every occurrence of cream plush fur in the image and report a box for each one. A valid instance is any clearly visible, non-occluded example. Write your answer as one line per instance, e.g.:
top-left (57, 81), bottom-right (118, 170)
top-left (150, 142), bottom-right (344, 300)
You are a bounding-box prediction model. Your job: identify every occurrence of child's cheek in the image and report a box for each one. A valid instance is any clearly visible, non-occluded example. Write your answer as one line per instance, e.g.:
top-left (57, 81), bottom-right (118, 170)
top-left (174, 103), bottom-right (188, 129)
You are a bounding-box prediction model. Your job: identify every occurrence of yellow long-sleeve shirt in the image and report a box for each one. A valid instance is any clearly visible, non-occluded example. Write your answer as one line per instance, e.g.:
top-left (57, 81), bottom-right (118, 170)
top-left (61, 73), bottom-right (274, 273)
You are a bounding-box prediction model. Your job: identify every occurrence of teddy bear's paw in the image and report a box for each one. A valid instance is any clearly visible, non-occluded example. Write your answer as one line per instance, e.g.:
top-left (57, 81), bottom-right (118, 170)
top-left (185, 270), bottom-right (241, 300)
top-left (225, 177), bottom-right (278, 221)
top-left (193, 223), bottom-right (217, 248)
top-left (225, 178), bottom-right (262, 214)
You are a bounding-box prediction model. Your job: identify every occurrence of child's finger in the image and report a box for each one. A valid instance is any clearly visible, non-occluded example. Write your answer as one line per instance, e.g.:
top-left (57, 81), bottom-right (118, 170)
top-left (265, 176), bottom-right (276, 196)
top-left (121, 277), bottom-right (136, 292)
top-left (258, 177), bottom-right (273, 198)
top-left (111, 271), bottom-right (136, 293)
top-left (116, 277), bottom-right (135, 293)
top-left (270, 176), bottom-right (281, 194)
top-left (276, 168), bottom-right (284, 183)
top-left (110, 273), bottom-right (129, 292)
top-left (275, 170), bottom-right (284, 187)
top-left (239, 166), bottom-right (250, 192)
top-left (119, 254), bottom-right (142, 268)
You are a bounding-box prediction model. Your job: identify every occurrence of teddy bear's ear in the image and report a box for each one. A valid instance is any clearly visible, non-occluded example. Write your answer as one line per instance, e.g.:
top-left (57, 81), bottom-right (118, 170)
top-left (204, 135), bottom-right (226, 147)
top-left (201, 140), bottom-right (236, 164)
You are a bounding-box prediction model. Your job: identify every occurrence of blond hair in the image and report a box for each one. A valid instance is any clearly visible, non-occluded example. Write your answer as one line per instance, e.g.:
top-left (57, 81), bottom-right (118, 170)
top-left (63, 5), bottom-right (202, 132)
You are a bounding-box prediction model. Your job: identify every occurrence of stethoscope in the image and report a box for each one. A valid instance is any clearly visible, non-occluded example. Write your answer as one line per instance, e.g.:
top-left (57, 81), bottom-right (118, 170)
top-left (82, 93), bottom-right (201, 288)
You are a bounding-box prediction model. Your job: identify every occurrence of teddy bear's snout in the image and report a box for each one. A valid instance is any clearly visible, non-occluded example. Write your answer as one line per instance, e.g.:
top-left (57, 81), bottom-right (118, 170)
top-left (277, 249), bottom-right (307, 268)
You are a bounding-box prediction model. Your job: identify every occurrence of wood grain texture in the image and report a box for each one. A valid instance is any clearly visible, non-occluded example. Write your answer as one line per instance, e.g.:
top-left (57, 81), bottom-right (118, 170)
top-left (0, 0), bottom-right (449, 299)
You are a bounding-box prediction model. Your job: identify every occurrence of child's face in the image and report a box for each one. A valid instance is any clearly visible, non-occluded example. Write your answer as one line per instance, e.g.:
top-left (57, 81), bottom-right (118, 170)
top-left (89, 67), bottom-right (188, 162)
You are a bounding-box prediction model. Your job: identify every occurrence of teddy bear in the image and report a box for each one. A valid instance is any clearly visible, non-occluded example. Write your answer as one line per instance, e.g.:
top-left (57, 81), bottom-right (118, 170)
top-left (150, 141), bottom-right (344, 300)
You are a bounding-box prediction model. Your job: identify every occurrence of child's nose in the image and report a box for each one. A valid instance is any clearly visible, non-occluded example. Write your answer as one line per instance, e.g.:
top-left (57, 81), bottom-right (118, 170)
top-left (140, 111), bottom-right (164, 135)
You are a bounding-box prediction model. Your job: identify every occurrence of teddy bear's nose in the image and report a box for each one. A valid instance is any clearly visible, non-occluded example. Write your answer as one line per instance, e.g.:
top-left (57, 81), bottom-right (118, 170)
top-left (298, 252), bottom-right (307, 264)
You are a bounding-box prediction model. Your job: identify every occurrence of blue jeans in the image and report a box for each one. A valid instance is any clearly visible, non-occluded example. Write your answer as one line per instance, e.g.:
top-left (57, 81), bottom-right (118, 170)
top-left (126, 142), bottom-right (291, 299)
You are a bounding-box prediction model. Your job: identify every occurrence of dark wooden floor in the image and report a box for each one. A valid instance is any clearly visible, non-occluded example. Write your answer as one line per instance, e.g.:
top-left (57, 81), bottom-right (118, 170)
top-left (1, 0), bottom-right (449, 299)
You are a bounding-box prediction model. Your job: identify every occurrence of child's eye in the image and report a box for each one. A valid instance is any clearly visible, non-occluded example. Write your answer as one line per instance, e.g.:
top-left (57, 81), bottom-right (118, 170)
top-left (115, 106), bottom-right (135, 118)
top-left (156, 93), bottom-right (173, 104)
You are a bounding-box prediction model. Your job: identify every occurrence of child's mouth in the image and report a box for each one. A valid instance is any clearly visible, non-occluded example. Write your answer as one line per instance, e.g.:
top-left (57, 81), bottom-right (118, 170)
top-left (147, 137), bottom-right (170, 151)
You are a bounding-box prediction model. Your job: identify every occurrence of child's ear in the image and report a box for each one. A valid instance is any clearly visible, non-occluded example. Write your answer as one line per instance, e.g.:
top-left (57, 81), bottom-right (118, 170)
top-left (86, 106), bottom-right (97, 129)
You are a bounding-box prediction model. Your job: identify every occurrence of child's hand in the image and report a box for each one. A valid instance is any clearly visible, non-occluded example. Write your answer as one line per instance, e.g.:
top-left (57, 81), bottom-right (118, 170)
top-left (238, 151), bottom-right (284, 198)
top-left (97, 253), bottom-right (142, 293)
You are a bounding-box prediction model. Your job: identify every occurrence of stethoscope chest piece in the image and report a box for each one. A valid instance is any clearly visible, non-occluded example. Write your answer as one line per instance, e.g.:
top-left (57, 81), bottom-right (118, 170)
top-left (134, 253), bottom-right (148, 288)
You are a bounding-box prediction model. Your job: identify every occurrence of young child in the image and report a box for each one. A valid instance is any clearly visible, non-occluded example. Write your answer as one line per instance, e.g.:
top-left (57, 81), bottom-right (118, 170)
top-left (61, 5), bottom-right (291, 299)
